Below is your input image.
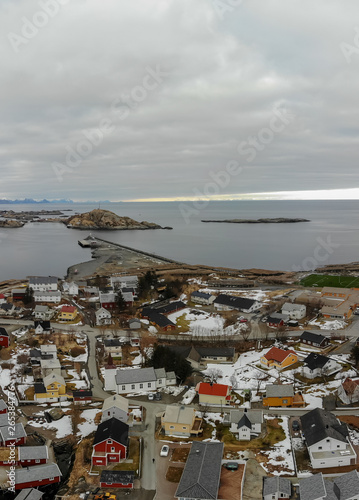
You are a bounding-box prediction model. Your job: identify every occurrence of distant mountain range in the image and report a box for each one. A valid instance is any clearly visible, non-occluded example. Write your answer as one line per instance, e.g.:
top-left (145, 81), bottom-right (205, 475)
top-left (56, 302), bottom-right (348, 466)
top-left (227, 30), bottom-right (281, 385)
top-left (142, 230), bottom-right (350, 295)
top-left (0, 199), bottom-right (112, 204)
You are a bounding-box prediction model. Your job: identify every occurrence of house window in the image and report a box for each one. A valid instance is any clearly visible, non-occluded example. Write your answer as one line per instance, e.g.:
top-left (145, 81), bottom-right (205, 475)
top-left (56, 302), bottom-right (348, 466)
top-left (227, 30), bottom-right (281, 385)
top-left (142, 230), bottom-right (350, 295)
top-left (182, 427), bottom-right (187, 430)
top-left (139, 384), bottom-right (143, 389)
top-left (158, 379), bottom-right (162, 384)
top-left (326, 439), bottom-right (330, 442)
top-left (170, 425), bottom-right (175, 429)
top-left (49, 477), bottom-right (54, 481)
top-left (318, 446), bottom-right (322, 450)
top-left (111, 447), bottom-right (115, 452)
top-left (108, 440), bottom-right (112, 444)
top-left (122, 385), bottom-right (126, 390)
top-left (36, 460), bottom-right (40, 463)
top-left (131, 384), bottom-right (135, 390)
top-left (148, 382), bottom-right (151, 387)
top-left (282, 399), bottom-right (288, 404)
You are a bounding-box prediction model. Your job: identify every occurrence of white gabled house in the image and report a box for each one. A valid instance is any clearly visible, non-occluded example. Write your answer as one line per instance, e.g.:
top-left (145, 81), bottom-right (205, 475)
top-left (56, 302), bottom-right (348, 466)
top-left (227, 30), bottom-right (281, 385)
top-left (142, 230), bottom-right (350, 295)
top-left (96, 307), bottom-right (112, 326)
top-left (302, 352), bottom-right (341, 380)
top-left (281, 302), bottom-right (306, 320)
top-left (300, 408), bottom-right (357, 468)
top-left (230, 408), bottom-right (263, 441)
top-left (191, 291), bottom-right (215, 305)
top-left (104, 367), bottom-right (176, 393)
top-left (34, 305), bottom-right (54, 321)
top-left (101, 394), bottom-right (129, 425)
top-left (263, 477), bottom-right (291, 500)
top-left (28, 276), bottom-right (58, 292)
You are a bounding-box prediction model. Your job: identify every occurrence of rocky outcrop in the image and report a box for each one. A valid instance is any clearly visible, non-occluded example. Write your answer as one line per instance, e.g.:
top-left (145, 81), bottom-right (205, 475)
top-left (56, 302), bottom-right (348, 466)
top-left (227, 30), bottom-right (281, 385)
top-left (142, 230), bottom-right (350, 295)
top-left (66, 209), bottom-right (167, 230)
top-left (201, 218), bottom-right (310, 224)
top-left (0, 219), bottom-right (25, 227)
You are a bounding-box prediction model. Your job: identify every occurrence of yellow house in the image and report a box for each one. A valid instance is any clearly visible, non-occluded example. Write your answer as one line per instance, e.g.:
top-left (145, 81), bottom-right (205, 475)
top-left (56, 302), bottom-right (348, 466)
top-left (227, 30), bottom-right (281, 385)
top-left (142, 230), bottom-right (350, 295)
top-left (197, 382), bottom-right (231, 406)
top-left (35, 372), bottom-right (66, 402)
top-left (161, 405), bottom-right (202, 437)
top-left (260, 347), bottom-right (298, 370)
top-left (262, 384), bottom-right (305, 407)
top-left (58, 305), bottom-right (78, 322)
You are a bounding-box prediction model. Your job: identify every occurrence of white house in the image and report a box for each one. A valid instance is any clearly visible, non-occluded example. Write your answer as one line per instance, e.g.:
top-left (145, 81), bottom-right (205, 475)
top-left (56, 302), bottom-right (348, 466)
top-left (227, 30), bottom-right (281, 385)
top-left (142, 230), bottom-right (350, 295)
top-left (299, 471), bottom-right (359, 500)
top-left (34, 305), bottom-right (54, 321)
top-left (28, 276), bottom-right (58, 292)
top-left (33, 291), bottom-right (61, 303)
top-left (103, 338), bottom-right (123, 358)
top-left (213, 294), bottom-right (260, 313)
top-left (96, 307), bottom-right (112, 326)
top-left (263, 477), bottom-right (291, 500)
top-left (40, 345), bottom-right (57, 357)
top-left (281, 302), bottom-right (306, 320)
top-left (63, 282), bottom-right (79, 296)
top-left (40, 358), bottom-right (61, 378)
top-left (104, 367), bottom-right (176, 393)
top-left (129, 318), bottom-right (141, 329)
top-left (230, 409), bottom-right (263, 441)
top-left (301, 408), bottom-right (357, 468)
top-left (302, 352), bottom-right (341, 380)
top-left (191, 291), bottom-right (215, 305)
top-left (111, 275), bottom-right (138, 289)
top-left (101, 395), bottom-right (129, 424)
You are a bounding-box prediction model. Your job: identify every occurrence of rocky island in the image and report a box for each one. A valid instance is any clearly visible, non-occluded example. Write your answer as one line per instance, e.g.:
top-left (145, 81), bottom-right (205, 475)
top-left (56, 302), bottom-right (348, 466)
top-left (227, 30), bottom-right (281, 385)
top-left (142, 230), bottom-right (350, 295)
top-left (0, 219), bottom-right (25, 227)
top-left (202, 217), bottom-right (310, 224)
top-left (66, 209), bottom-right (170, 230)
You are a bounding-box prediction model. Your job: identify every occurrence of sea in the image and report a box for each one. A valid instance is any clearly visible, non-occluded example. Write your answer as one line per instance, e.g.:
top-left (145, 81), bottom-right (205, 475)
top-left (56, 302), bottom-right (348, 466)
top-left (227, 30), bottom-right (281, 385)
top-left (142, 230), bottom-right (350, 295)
top-left (0, 200), bottom-right (358, 281)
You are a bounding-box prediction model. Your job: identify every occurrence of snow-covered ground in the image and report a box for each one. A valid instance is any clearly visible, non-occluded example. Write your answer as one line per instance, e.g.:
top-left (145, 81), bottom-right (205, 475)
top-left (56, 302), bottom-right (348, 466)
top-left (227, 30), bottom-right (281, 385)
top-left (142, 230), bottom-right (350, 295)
top-left (181, 388), bottom-right (196, 404)
top-left (29, 415), bottom-right (73, 439)
top-left (77, 409), bottom-right (99, 438)
top-left (308, 318), bottom-right (346, 330)
top-left (260, 416), bottom-right (295, 476)
top-left (167, 307), bottom-right (247, 337)
top-left (162, 386), bottom-right (185, 397)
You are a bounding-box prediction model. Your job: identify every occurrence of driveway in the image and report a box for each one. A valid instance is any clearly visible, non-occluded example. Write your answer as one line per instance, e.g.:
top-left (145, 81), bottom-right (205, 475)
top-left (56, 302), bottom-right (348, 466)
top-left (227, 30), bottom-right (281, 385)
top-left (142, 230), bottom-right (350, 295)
top-left (154, 442), bottom-right (189, 500)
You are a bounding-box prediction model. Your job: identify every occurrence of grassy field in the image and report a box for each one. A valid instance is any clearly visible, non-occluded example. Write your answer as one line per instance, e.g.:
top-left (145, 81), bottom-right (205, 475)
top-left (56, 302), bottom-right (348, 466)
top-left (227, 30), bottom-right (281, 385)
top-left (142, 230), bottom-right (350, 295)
top-left (300, 274), bottom-right (359, 288)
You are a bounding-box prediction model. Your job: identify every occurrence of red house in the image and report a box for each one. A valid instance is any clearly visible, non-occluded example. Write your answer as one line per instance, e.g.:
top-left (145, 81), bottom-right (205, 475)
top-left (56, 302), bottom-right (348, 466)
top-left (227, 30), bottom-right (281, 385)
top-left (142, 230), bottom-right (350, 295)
top-left (92, 417), bottom-right (129, 466)
top-left (100, 470), bottom-right (134, 489)
top-left (73, 389), bottom-right (92, 404)
top-left (19, 445), bottom-right (49, 467)
top-left (0, 423), bottom-right (26, 446)
top-left (0, 399), bottom-right (7, 414)
top-left (0, 327), bottom-right (9, 348)
top-left (15, 463), bottom-right (61, 490)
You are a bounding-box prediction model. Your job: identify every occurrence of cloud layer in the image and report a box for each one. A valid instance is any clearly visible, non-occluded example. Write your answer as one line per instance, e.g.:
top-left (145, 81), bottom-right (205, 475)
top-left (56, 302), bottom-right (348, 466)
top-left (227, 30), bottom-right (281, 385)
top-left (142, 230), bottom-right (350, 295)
top-left (1, 0), bottom-right (359, 201)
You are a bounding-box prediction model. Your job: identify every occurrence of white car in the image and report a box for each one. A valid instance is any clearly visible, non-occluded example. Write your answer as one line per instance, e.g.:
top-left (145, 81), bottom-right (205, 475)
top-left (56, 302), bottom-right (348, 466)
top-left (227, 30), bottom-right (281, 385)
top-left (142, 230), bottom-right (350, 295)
top-left (160, 445), bottom-right (170, 457)
top-left (148, 393), bottom-right (154, 401)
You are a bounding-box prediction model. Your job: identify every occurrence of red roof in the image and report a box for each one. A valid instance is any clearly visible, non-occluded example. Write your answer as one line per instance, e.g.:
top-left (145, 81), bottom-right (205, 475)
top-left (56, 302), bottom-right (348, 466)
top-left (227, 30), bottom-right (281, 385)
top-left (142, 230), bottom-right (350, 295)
top-left (264, 346), bottom-right (296, 363)
top-left (61, 305), bottom-right (76, 313)
top-left (198, 382), bottom-right (230, 397)
top-left (0, 294), bottom-right (5, 299)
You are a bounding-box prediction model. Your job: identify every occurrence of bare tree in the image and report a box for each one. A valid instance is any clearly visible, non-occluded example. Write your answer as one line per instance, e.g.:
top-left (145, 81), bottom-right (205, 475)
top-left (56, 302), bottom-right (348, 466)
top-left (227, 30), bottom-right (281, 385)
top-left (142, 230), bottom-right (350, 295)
top-left (240, 322), bottom-right (252, 342)
top-left (206, 367), bottom-right (223, 383)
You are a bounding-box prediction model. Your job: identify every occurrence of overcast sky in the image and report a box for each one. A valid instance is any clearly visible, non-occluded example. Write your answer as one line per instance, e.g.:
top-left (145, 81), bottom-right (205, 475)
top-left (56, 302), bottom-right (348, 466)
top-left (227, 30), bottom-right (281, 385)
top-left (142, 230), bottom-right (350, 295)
top-left (1, 0), bottom-right (359, 202)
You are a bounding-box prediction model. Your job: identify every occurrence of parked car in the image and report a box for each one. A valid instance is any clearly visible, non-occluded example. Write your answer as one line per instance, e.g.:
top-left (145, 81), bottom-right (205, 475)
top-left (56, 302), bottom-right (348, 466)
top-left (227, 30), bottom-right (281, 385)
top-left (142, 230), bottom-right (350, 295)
top-left (160, 445), bottom-right (170, 457)
top-left (292, 420), bottom-right (300, 431)
top-left (148, 393), bottom-right (154, 401)
top-left (239, 318), bottom-right (248, 323)
top-left (224, 462), bottom-right (238, 471)
top-left (155, 392), bottom-right (162, 400)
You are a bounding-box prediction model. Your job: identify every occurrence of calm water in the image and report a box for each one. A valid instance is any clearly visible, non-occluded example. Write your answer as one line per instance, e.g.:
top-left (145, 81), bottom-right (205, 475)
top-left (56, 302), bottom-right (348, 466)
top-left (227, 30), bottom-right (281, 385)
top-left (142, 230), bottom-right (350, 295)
top-left (0, 200), bottom-right (358, 280)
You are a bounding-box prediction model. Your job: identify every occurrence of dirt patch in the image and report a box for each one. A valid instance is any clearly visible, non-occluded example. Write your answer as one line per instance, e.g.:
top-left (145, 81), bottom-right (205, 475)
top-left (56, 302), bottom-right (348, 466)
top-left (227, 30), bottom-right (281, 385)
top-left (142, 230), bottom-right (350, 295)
top-left (166, 466), bottom-right (184, 483)
top-left (339, 416), bottom-right (359, 428)
top-left (171, 447), bottom-right (189, 463)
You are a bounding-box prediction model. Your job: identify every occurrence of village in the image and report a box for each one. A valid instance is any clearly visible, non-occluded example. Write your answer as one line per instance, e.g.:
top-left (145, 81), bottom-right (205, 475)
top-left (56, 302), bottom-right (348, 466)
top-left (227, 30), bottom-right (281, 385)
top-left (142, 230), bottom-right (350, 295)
top-left (1, 262), bottom-right (359, 500)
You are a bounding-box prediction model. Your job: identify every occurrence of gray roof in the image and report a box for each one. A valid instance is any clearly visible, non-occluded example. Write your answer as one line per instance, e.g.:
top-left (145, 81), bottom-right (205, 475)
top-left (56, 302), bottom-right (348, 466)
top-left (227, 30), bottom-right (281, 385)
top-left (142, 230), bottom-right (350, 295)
top-left (0, 413), bottom-right (9, 426)
top-left (265, 384), bottom-right (294, 398)
top-left (166, 371), bottom-right (176, 380)
top-left (175, 442), bottom-right (224, 499)
top-left (155, 368), bottom-right (166, 379)
top-left (0, 423), bottom-right (26, 441)
top-left (34, 305), bottom-right (49, 312)
top-left (282, 302), bottom-right (305, 311)
top-left (333, 469), bottom-right (359, 500)
top-left (15, 489), bottom-right (44, 500)
top-left (102, 394), bottom-right (129, 412)
top-left (299, 473), bottom-right (326, 500)
top-left (33, 290), bottom-right (61, 298)
top-left (237, 414), bottom-right (252, 429)
top-left (0, 399), bottom-right (7, 412)
top-left (191, 291), bottom-right (213, 299)
top-left (263, 477), bottom-right (292, 496)
top-left (19, 445), bottom-right (48, 460)
top-left (300, 408), bottom-right (349, 447)
top-left (29, 276), bottom-right (58, 285)
top-left (115, 367), bottom-right (157, 385)
top-left (15, 463), bottom-right (61, 484)
top-left (230, 409), bottom-right (263, 425)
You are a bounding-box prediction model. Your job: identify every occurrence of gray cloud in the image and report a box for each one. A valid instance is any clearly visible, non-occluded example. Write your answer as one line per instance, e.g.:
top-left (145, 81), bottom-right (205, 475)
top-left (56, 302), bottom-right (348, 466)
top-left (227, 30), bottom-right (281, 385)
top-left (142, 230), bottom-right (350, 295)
top-left (0, 0), bottom-right (359, 200)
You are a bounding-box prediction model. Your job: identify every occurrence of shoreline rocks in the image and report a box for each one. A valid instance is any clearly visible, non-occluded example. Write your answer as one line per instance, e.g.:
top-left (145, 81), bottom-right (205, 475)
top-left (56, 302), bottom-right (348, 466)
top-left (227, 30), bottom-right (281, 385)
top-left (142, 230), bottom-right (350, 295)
top-left (201, 218), bottom-right (310, 224)
top-left (65, 209), bottom-right (170, 230)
